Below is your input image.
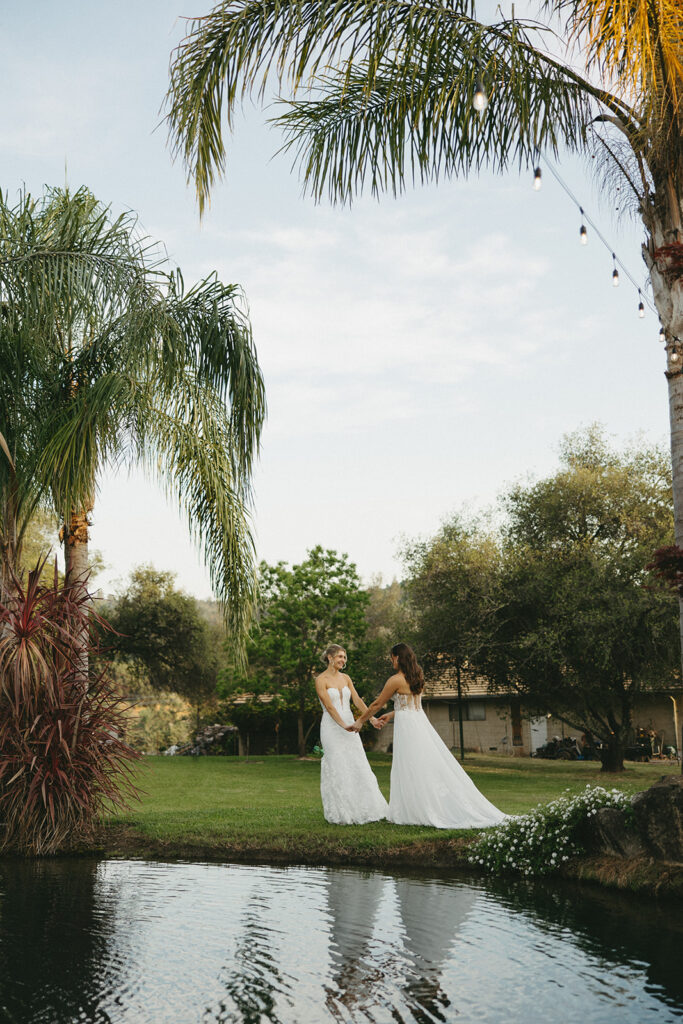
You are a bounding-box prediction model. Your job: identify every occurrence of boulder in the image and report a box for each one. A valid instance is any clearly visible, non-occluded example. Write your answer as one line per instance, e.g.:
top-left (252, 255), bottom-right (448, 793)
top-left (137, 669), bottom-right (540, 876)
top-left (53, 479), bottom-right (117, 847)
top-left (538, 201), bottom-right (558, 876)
top-left (631, 775), bottom-right (683, 863)
top-left (583, 806), bottom-right (648, 859)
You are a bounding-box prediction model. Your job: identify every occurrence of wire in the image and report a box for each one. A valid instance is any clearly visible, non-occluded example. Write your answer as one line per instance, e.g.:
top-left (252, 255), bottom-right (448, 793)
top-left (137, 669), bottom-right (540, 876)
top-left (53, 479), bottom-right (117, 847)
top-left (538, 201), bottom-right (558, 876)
top-left (538, 154), bottom-right (659, 318)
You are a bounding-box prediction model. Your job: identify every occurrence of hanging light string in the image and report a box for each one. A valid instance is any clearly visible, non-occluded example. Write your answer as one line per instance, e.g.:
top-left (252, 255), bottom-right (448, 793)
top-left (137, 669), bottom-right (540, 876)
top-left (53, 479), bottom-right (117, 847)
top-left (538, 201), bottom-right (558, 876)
top-left (536, 153), bottom-right (659, 317)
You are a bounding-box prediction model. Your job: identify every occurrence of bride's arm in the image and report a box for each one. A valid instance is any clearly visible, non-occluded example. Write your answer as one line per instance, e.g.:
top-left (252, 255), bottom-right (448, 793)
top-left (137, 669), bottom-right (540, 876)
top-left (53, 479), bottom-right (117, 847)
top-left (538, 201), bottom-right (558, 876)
top-left (314, 676), bottom-right (348, 730)
top-left (347, 677), bottom-right (380, 726)
top-left (348, 678), bottom-right (400, 731)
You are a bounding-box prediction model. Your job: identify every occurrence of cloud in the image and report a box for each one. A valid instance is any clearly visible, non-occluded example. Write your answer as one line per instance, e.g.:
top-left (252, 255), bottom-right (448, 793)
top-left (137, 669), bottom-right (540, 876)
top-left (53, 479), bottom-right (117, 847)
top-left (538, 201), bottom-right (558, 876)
top-left (201, 207), bottom-right (569, 437)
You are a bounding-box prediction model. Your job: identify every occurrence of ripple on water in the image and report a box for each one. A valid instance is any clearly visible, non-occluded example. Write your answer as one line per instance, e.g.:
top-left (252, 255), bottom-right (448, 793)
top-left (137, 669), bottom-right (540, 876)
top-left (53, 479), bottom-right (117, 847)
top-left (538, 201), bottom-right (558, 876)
top-left (0, 861), bottom-right (682, 1024)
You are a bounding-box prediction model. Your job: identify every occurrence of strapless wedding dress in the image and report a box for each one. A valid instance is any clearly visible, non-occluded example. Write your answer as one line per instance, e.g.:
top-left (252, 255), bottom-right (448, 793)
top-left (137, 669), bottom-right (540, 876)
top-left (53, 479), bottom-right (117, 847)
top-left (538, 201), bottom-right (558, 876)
top-left (388, 692), bottom-right (506, 828)
top-left (319, 686), bottom-right (389, 824)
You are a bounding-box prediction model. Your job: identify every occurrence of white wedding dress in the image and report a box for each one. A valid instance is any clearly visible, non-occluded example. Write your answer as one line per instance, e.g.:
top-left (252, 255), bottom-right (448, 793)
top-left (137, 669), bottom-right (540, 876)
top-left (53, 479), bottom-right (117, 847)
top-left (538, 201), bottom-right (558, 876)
top-left (320, 686), bottom-right (389, 824)
top-left (388, 692), bottom-right (506, 829)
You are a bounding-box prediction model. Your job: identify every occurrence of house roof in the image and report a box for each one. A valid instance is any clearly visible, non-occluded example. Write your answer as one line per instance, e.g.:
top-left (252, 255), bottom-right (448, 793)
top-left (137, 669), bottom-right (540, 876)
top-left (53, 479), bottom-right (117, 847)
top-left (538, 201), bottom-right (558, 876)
top-left (422, 670), bottom-right (683, 702)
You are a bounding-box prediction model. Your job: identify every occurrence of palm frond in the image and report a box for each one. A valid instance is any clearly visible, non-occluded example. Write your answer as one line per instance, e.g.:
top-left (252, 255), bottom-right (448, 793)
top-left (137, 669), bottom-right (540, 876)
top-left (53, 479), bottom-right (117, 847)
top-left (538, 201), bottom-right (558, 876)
top-left (165, 0), bottom-right (639, 212)
top-left (137, 372), bottom-right (259, 643)
top-left (273, 21), bottom-right (596, 203)
top-left (0, 186), bottom-right (265, 640)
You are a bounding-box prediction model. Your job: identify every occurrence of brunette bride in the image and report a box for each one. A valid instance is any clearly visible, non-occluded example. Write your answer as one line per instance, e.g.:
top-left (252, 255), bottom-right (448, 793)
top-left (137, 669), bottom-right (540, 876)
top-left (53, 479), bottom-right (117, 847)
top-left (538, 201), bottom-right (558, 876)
top-left (348, 643), bottom-right (506, 829)
top-left (315, 644), bottom-right (388, 825)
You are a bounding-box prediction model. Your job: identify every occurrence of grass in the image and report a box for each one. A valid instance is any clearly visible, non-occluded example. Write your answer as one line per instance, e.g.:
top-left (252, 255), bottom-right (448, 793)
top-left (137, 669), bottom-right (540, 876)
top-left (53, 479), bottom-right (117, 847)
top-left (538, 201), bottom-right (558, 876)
top-left (95, 753), bottom-right (681, 868)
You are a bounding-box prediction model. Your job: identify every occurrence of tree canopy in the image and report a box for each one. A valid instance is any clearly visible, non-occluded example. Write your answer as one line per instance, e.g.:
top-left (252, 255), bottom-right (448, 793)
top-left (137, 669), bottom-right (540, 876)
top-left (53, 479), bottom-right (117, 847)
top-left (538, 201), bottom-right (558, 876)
top-left (0, 186), bottom-right (265, 638)
top-left (219, 546), bottom-right (369, 756)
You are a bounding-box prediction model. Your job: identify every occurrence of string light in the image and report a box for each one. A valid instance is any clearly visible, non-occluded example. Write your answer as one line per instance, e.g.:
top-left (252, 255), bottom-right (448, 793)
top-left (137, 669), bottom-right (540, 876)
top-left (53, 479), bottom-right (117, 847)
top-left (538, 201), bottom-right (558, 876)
top-left (535, 153), bottom-right (657, 322)
top-left (472, 73), bottom-right (488, 112)
top-left (671, 349), bottom-right (680, 363)
top-left (660, 326), bottom-right (666, 343)
top-left (533, 167), bottom-right (542, 191)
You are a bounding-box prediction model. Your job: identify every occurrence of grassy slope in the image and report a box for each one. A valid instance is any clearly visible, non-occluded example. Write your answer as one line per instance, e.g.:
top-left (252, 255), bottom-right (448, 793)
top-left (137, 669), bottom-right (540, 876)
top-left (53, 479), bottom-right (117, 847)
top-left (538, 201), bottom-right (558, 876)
top-left (98, 754), bottom-right (680, 866)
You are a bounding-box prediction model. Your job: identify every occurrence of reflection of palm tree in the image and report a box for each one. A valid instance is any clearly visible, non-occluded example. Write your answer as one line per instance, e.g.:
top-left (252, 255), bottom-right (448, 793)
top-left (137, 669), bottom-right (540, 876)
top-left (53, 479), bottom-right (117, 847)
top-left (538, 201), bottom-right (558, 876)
top-left (0, 860), bottom-right (117, 1023)
top-left (323, 869), bottom-right (386, 1020)
top-left (394, 877), bottom-right (477, 1023)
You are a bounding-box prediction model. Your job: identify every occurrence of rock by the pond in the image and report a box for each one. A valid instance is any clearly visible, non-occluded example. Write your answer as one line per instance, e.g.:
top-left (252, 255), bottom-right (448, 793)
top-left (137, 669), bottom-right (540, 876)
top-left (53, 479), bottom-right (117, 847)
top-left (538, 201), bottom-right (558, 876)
top-left (632, 775), bottom-right (683, 863)
top-left (584, 807), bottom-right (648, 859)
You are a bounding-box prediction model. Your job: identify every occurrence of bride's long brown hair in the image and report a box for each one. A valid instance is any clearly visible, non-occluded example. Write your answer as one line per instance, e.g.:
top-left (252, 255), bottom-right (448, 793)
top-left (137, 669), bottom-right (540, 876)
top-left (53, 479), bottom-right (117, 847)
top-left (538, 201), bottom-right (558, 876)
top-left (391, 643), bottom-right (424, 695)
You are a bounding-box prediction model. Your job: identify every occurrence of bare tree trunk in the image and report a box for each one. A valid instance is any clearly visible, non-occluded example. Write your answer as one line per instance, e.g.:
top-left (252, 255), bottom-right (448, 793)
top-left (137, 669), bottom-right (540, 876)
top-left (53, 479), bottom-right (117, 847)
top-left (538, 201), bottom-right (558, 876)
top-left (297, 711), bottom-right (305, 758)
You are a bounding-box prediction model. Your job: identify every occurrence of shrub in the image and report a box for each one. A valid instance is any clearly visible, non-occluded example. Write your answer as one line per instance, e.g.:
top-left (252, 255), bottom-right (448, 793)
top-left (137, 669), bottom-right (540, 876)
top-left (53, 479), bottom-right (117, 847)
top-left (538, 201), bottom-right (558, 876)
top-left (0, 563), bottom-right (140, 854)
top-left (468, 785), bottom-right (632, 877)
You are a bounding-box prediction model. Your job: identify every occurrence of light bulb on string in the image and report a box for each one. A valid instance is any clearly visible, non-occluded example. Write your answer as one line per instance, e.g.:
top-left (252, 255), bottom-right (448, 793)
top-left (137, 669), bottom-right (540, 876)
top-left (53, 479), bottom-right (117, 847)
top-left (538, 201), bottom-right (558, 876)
top-left (579, 208), bottom-right (587, 244)
top-left (472, 75), bottom-right (488, 112)
top-left (638, 291), bottom-right (645, 318)
top-left (659, 326), bottom-right (666, 343)
top-left (672, 349), bottom-right (680, 363)
top-left (533, 167), bottom-right (542, 191)
top-left (612, 254), bottom-right (619, 287)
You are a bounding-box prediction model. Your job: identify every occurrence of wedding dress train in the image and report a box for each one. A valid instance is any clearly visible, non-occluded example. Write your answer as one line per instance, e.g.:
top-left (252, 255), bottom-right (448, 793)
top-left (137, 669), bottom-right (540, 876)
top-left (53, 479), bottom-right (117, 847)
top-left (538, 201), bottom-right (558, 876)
top-left (388, 692), bottom-right (506, 829)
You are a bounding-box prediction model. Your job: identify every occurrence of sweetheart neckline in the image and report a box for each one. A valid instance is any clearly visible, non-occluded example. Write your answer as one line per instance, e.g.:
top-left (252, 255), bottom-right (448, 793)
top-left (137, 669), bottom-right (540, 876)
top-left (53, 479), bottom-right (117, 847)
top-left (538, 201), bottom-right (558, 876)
top-left (326, 684), bottom-right (350, 695)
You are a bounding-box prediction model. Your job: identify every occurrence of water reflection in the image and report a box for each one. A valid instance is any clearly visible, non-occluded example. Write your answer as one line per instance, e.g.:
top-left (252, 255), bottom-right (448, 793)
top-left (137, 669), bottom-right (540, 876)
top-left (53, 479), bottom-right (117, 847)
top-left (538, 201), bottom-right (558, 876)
top-left (0, 859), bottom-right (117, 1024)
top-left (324, 871), bottom-right (385, 1019)
top-left (482, 874), bottom-right (683, 1014)
top-left (0, 859), bottom-right (681, 1024)
top-left (395, 878), bottom-right (476, 1022)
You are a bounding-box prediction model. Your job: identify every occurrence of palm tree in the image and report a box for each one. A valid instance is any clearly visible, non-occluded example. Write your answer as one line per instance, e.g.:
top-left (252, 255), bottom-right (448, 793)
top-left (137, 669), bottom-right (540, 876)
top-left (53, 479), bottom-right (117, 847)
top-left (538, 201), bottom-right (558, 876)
top-left (165, 0), bottom-right (683, 746)
top-left (0, 186), bottom-right (265, 640)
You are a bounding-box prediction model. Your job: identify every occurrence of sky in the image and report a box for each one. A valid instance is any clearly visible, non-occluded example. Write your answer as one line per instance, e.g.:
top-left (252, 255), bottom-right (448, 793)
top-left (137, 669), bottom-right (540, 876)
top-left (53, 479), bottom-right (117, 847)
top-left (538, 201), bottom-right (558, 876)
top-left (1, 0), bottom-right (669, 597)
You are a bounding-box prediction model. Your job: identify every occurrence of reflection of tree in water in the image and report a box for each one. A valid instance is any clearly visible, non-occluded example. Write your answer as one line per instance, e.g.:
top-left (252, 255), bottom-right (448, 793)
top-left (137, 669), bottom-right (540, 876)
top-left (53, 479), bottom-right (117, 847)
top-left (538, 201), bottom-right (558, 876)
top-left (394, 877), bottom-right (477, 1024)
top-left (323, 870), bottom-right (387, 1021)
top-left (481, 874), bottom-right (683, 1012)
top-left (0, 860), bottom-right (117, 1024)
top-left (208, 893), bottom-right (290, 1024)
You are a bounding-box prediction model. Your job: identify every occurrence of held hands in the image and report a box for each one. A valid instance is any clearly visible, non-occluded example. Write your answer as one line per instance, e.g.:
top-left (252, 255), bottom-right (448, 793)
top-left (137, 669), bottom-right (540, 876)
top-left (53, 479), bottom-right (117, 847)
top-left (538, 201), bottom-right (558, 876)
top-left (346, 720), bottom-right (363, 732)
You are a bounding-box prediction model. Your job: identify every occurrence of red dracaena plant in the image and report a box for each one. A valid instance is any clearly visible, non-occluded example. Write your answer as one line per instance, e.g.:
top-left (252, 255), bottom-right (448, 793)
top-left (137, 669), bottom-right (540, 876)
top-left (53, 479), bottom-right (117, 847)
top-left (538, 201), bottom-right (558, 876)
top-left (0, 560), bottom-right (140, 854)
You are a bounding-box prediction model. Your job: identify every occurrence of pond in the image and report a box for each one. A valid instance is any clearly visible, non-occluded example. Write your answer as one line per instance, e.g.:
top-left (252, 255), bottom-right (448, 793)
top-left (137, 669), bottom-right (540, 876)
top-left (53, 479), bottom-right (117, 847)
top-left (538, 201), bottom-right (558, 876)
top-left (0, 859), bottom-right (681, 1023)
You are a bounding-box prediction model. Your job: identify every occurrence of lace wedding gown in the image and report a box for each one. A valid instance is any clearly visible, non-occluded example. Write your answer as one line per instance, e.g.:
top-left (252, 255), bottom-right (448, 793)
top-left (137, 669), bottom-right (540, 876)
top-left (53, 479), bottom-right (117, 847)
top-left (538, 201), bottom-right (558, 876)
top-left (388, 692), bottom-right (506, 829)
top-left (320, 686), bottom-right (389, 824)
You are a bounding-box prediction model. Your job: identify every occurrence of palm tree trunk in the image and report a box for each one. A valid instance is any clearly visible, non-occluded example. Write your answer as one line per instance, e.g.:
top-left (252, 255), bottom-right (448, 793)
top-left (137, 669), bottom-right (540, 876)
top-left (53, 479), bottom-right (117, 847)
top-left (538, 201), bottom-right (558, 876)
top-left (644, 204), bottom-right (683, 774)
top-left (62, 508), bottom-right (90, 683)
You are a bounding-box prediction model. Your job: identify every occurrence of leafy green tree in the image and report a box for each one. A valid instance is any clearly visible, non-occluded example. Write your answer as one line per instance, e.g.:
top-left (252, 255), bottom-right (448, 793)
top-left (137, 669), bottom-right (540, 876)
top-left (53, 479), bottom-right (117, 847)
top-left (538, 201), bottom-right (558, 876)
top-left (0, 186), bottom-right (264, 640)
top-left (220, 546), bottom-right (369, 756)
top-left (357, 576), bottom-right (417, 691)
top-left (106, 565), bottom-right (221, 729)
top-left (401, 516), bottom-right (501, 759)
top-left (493, 427), bottom-right (678, 771)
top-left (165, 0), bottom-right (683, 752)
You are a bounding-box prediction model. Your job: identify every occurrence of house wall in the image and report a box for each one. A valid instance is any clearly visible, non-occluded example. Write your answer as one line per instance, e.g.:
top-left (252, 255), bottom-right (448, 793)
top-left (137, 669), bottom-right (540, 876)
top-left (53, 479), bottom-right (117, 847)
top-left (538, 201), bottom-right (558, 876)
top-left (373, 700), bottom-right (533, 756)
top-left (373, 695), bottom-right (682, 757)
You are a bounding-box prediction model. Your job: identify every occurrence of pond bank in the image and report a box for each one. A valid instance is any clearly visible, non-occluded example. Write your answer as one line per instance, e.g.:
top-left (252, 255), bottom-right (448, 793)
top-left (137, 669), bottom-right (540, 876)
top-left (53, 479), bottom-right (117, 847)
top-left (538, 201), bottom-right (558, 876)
top-left (89, 824), bottom-right (683, 899)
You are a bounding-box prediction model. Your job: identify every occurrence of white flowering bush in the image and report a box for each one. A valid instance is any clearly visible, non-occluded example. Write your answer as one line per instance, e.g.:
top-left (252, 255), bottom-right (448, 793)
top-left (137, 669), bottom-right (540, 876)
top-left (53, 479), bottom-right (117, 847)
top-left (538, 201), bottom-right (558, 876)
top-left (468, 785), bottom-right (633, 877)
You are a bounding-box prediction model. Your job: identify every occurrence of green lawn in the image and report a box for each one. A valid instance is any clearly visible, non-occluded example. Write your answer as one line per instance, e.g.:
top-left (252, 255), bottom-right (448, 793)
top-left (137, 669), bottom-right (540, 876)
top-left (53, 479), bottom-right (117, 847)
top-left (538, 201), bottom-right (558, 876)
top-left (98, 753), bottom-right (680, 865)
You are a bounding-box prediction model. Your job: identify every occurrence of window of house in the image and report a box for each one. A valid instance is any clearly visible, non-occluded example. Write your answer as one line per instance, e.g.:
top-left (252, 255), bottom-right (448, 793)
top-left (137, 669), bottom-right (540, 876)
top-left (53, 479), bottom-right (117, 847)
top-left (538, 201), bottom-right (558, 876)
top-left (448, 701), bottom-right (486, 722)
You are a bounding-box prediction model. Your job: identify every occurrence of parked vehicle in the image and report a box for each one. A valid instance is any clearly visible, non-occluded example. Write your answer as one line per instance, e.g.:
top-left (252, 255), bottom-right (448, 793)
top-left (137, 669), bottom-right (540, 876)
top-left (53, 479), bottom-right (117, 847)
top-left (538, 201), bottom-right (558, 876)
top-left (533, 736), bottom-right (582, 760)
